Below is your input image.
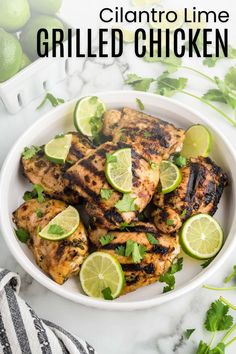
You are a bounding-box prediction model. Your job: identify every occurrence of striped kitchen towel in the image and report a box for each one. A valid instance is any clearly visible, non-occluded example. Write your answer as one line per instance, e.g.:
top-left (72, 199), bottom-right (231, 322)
top-left (0, 269), bottom-right (96, 354)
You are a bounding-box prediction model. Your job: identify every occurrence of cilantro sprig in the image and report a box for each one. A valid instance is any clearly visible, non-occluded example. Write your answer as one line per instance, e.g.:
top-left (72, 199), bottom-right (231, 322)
top-left (22, 146), bottom-right (41, 160)
top-left (23, 184), bottom-right (45, 203)
top-left (99, 234), bottom-right (115, 246)
top-left (115, 240), bottom-right (146, 263)
top-left (159, 258), bottom-right (183, 293)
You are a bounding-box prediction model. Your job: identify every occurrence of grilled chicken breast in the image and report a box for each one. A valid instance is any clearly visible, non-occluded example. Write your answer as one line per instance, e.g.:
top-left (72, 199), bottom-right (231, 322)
top-left (13, 199), bottom-right (88, 284)
top-left (65, 142), bottom-right (159, 229)
top-left (104, 108), bottom-right (185, 163)
top-left (21, 132), bottom-right (94, 204)
top-left (89, 222), bottom-right (180, 294)
top-left (153, 157), bottom-right (228, 233)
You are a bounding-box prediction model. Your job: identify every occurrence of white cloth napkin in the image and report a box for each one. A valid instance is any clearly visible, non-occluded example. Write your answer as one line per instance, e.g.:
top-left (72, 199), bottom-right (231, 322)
top-left (0, 269), bottom-right (96, 354)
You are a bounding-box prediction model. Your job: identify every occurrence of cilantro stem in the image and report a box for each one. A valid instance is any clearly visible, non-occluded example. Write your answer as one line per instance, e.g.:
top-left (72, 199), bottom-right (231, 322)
top-left (219, 297), bottom-right (236, 311)
top-left (225, 336), bottom-right (236, 347)
top-left (221, 324), bottom-right (236, 343)
top-left (203, 284), bottom-right (236, 291)
top-left (181, 91), bottom-right (236, 126)
top-left (224, 271), bottom-right (236, 284)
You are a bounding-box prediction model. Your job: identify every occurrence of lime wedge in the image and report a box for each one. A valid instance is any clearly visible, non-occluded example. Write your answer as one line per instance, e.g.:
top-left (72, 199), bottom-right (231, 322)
top-left (80, 252), bottom-right (125, 299)
top-left (74, 96), bottom-right (106, 137)
top-left (105, 148), bottom-right (133, 193)
top-left (181, 125), bottom-right (212, 159)
top-left (180, 214), bottom-right (224, 260)
top-left (44, 134), bottom-right (72, 164)
top-left (160, 161), bottom-right (182, 194)
top-left (39, 206), bottom-right (80, 241)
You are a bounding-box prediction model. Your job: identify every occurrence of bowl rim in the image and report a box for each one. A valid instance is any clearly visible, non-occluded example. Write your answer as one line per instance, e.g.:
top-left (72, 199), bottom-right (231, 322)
top-left (1, 90), bottom-right (236, 311)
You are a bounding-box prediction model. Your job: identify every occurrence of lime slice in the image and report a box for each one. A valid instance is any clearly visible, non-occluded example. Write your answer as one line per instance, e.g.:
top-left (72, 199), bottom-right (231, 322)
top-left (39, 206), bottom-right (80, 241)
top-left (160, 161), bottom-right (182, 194)
top-left (44, 134), bottom-right (72, 164)
top-left (105, 148), bottom-right (132, 193)
top-left (74, 96), bottom-right (106, 137)
top-left (180, 214), bottom-right (224, 260)
top-left (181, 125), bottom-right (212, 159)
top-left (80, 252), bottom-right (125, 299)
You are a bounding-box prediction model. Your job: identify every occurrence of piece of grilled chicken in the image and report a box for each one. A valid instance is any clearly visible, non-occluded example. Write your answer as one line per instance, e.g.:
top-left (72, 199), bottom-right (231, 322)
top-left (21, 132), bottom-right (94, 204)
top-left (89, 222), bottom-right (180, 294)
top-left (153, 157), bottom-right (228, 234)
top-left (13, 199), bottom-right (88, 284)
top-left (104, 108), bottom-right (185, 163)
top-left (65, 109), bottom-right (184, 229)
top-left (65, 142), bottom-right (160, 229)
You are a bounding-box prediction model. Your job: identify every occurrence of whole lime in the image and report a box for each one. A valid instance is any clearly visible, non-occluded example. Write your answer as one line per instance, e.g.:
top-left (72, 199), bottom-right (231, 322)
top-left (29, 0), bottom-right (62, 15)
top-left (20, 15), bottom-right (65, 59)
top-left (21, 52), bottom-right (31, 69)
top-left (0, 29), bottom-right (23, 82)
top-left (0, 0), bottom-right (30, 32)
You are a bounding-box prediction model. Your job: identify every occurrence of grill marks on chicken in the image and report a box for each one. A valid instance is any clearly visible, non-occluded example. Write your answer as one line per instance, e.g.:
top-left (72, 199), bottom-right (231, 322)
top-left (89, 223), bottom-right (180, 294)
top-left (13, 199), bottom-right (88, 284)
top-left (108, 108), bottom-right (185, 163)
top-left (21, 132), bottom-right (94, 204)
top-left (153, 157), bottom-right (228, 234)
top-left (65, 142), bottom-right (159, 229)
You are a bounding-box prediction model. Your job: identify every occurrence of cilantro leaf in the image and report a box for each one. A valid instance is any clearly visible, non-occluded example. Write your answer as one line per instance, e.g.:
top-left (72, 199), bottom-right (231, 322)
top-left (208, 343), bottom-right (225, 354)
top-left (136, 98), bottom-right (145, 111)
top-left (166, 219), bottom-right (175, 226)
top-left (23, 190), bottom-right (36, 201)
top-left (36, 209), bottom-right (43, 218)
top-left (156, 75), bottom-right (188, 97)
top-left (106, 153), bottom-right (117, 163)
top-left (102, 287), bottom-right (113, 300)
top-left (33, 184), bottom-right (45, 203)
top-left (172, 154), bottom-right (187, 168)
top-left (90, 114), bottom-right (103, 138)
top-left (159, 258), bottom-right (183, 293)
top-left (100, 188), bottom-right (113, 200)
top-left (125, 240), bottom-right (146, 263)
top-left (120, 222), bottom-right (135, 231)
top-left (143, 131), bottom-right (152, 138)
top-left (115, 194), bottom-right (137, 212)
top-left (125, 73), bottom-right (154, 92)
top-left (203, 89), bottom-right (228, 105)
top-left (22, 146), bottom-right (41, 160)
top-left (184, 328), bottom-right (195, 340)
top-left (224, 66), bottom-right (236, 91)
top-left (48, 224), bottom-right (65, 235)
top-left (15, 228), bottom-right (30, 243)
top-left (204, 300), bottom-right (233, 332)
top-left (37, 93), bottom-right (65, 110)
top-left (181, 209), bottom-right (187, 218)
top-left (144, 50), bottom-right (182, 74)
top-left (224, 265), bottom-right (236, 283)
top-left (115, 245), bottom-right (125, 256)
top-left (89, 96), bottom-right (98, 104)
top-left (99, 234), bottom-right (115, 246)
top-left (203, 46), bottom-right (236, 68)
top-left (146, 233), bottom-right (158, 245)
top-left (196, 340), bottom-right (210, 354)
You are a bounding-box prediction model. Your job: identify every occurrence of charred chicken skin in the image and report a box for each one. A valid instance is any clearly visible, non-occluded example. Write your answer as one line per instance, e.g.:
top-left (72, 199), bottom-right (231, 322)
top-left (153, 157), bottom-right (228, 234)
top-left (89, 222), bottom-right (180, 294)
top-left (13, 199), bottom-right (88, 284)
top-left (21, 132), bottom-right (94, 204)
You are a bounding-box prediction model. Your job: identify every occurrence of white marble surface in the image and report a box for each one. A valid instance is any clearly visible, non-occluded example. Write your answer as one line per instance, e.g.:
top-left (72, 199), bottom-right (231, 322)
top-left (1, 0), bottom-right (236, 353)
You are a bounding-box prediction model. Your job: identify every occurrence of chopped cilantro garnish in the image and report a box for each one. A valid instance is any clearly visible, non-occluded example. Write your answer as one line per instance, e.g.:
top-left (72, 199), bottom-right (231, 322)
top-left (181, 209), bottom-right (187, 218)
top-left (15, 228), bottom-right (30, 243)
top-left (23, 184), bottom-right (45, 203)
top-left (136, 98), bottom-right (145, 111)
top-left (159, 258), bottom-right (183, 293)
top-left (173, 154), bottom-right (187, 168)
top-left (36, 209), bottom-right (43, 218)
top-left (99, 234), bottom-right (115, 246)
top-left (115, 240), bottom-right (146, 263)
top-left (166, 219), bottom-right (175, 226)
top-left (48, 224), bottom-right (65, 235)
top-left (146, 233), bottom-right (158, 245)
top-left (102, 287), bottom-right (113, 300)
top-left (149, 161), bottom-right (158, 170)
top-left (22, 146), bottom-right (41, 160)
top-left (100, 188), bottom-right (113, 200)
top-left (143, 131), bottom-right (152, 138)
top-left (115, 245), bottom-right (125, 256)
top-left (115, 194), bottom-right (137, 212)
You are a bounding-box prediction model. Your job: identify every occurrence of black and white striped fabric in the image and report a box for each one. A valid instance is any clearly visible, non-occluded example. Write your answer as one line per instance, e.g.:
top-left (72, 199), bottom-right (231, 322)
top-left (0, 269), bottom-right (96, 354)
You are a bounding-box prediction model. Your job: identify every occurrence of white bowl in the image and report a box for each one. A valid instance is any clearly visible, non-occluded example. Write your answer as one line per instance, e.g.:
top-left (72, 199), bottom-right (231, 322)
top-left (1, 91), bottom-right (236, 311)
